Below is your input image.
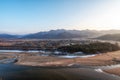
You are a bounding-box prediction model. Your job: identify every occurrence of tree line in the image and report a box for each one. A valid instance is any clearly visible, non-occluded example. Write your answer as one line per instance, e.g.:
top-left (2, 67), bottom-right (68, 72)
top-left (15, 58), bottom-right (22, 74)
top-left (58, 42), bottom-right (120, 54)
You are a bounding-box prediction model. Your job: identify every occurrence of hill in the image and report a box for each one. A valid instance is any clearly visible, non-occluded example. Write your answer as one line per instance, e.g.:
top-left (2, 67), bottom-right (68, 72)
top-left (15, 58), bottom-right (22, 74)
top-left (22, 29), bottom-right (100, 39)
top-left (96, 34), bottom-right (120, 41)
top-left (0, 34), bottom-right (18, 39)
top-left (1, 29), bottom-right (120, 39)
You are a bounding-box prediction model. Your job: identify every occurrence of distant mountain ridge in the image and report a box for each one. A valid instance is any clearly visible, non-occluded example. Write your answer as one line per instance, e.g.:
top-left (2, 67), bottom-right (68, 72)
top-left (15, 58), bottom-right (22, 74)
top-left (96, 34), bottom-right (120, 41)
top-left (22, 29), bottom-right (100, 39)
top-left (0, 34), bottom-right (24, 39)
top-left (0, 34), bottom-right (18, 39)
top-left (1, 29), bottom-right (120, 39)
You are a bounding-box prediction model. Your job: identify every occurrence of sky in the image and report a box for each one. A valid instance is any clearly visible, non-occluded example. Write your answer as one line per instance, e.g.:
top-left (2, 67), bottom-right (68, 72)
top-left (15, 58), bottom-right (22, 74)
top-left (0, 0), bottom-right (120, 34)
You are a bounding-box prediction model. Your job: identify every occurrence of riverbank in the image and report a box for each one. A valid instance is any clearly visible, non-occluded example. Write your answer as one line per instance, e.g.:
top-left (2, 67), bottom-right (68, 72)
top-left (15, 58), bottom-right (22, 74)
top-left (104, 68), bottom-right (120, 76)
top-left (0, 53), bottom-right (15, 60)
top-left (15, 50), bottom-right (120, 67)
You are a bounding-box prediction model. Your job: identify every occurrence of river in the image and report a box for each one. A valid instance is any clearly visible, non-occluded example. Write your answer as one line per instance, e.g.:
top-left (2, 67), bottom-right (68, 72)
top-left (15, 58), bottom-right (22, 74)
top-left (0, 50), bottom-right (120, 80)
top-left (0, 64), bottom-right (119, 80)
top-left (0, 50), bottom-right (97, 58)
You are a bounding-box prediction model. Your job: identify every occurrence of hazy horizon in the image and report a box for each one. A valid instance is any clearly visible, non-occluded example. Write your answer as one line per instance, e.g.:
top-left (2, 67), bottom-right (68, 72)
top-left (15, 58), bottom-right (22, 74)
top-left (1, 0), bottom-right (120, 34)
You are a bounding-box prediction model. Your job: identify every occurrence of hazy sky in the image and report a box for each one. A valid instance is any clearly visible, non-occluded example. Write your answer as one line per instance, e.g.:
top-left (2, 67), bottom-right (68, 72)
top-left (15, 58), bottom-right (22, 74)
top-left (0, 0), bottom-right (120, 34)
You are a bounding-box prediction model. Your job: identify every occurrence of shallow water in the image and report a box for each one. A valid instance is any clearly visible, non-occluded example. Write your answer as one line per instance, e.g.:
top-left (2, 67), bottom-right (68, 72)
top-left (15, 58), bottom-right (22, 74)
top-left (0, 50), bottom-right (96, 59)
top-left (0, 64), bottom-right (119, 80)
top-left (59, 54), bottom-right (96, 58)
top-left (0, 50), bottom-right (39, 53)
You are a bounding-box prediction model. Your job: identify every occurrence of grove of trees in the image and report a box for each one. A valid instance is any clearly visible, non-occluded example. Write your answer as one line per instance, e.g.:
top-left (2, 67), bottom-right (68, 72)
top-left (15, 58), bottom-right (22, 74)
top-left (58, 42), bottom-right (120, 54)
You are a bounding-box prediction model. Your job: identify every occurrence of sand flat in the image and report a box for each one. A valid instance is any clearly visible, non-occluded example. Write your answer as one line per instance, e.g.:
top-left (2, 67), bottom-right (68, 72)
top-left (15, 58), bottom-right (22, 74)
top-left (16, 50), bottom-right (120, 66)
top-left (104, 68), bottom-right (120, 76)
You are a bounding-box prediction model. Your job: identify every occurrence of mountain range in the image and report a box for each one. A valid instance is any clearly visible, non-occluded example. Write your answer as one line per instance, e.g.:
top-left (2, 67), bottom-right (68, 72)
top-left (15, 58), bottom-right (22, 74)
top-left (96, 34), bottom-right (120, 41)
top-left (0, 29), bottom-right (120, 39)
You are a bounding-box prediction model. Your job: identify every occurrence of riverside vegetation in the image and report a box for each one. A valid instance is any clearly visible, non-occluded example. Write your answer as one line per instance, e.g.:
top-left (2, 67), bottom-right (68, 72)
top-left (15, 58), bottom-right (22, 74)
top-left (0, 40), bottom-right (119, 54)
top-left (58, 42), bottom-right (120, 54)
